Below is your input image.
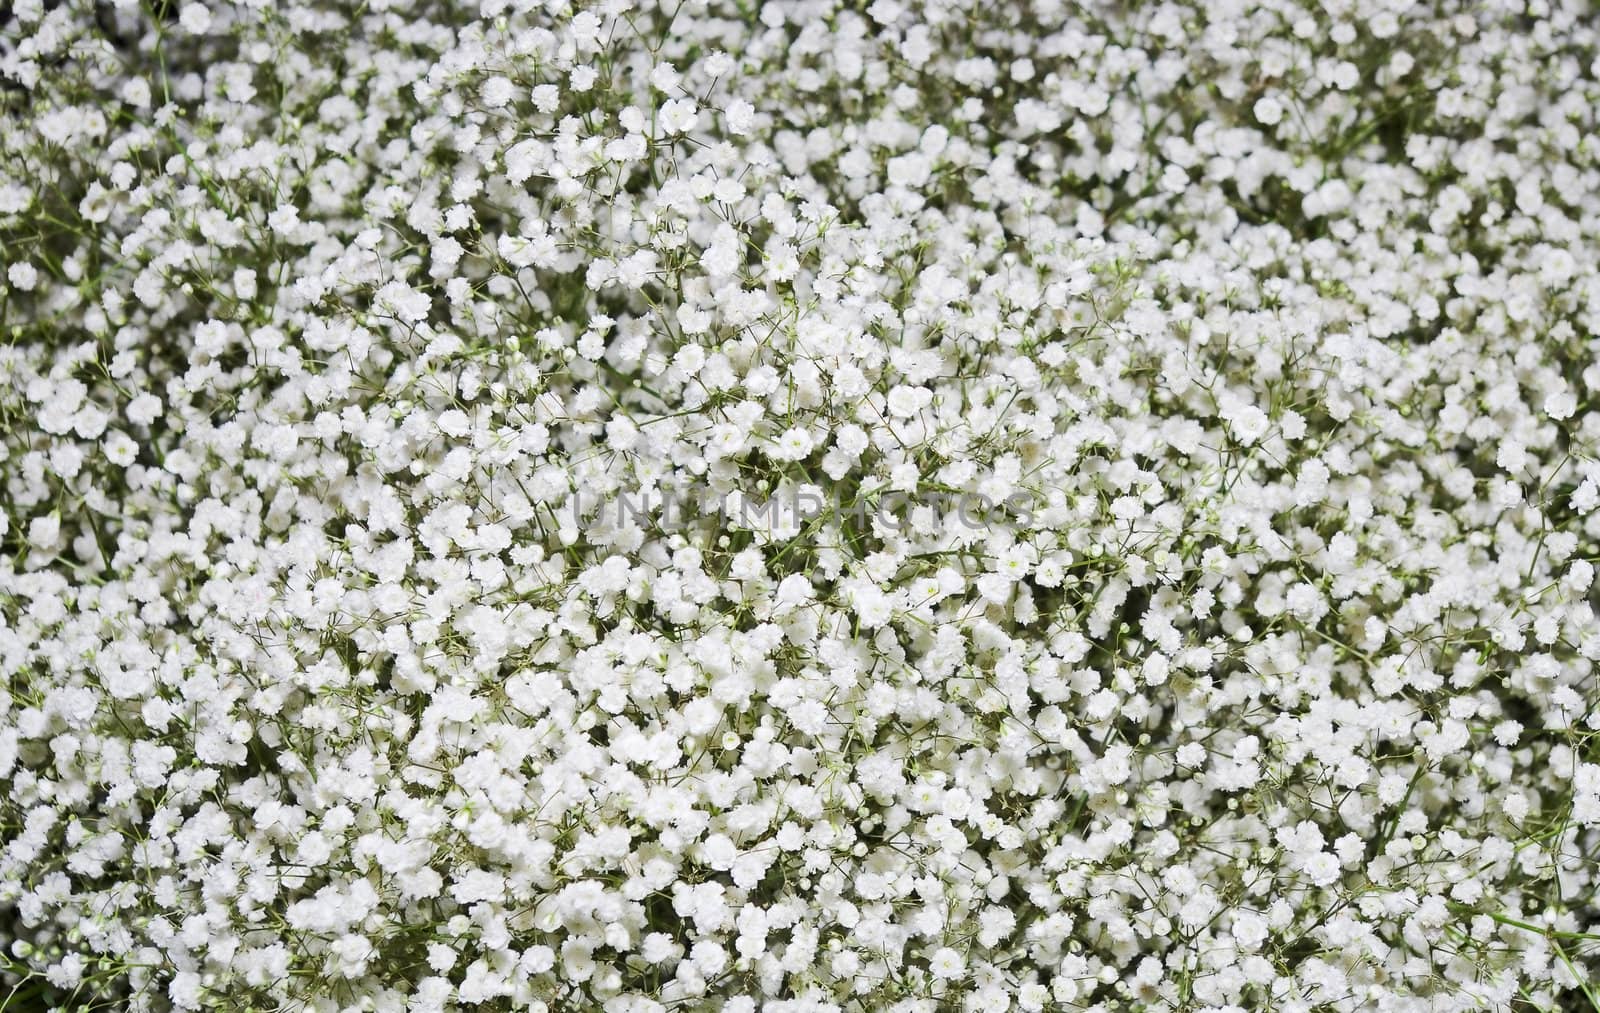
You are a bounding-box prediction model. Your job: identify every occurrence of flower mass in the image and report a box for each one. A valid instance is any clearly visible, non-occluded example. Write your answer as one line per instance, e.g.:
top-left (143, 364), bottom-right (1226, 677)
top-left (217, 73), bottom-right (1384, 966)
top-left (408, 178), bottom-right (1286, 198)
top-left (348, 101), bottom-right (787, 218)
top-left (4, 0), bottom-right (1600, 1010)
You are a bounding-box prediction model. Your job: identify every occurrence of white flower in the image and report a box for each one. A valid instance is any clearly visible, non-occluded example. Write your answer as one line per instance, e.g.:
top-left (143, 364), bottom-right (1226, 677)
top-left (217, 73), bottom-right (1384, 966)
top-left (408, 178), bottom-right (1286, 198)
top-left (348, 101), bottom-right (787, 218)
top-left (659, 98), bottom-right (700, 134)
top-left (7, 262), bottom-right (38, 291)
top-left (1544, 391), bottom-right (1578, 420)
top-left (1304, 852), bottom-right (1342, 887)
top-left (178, 2), bottom-right (211, 33)
top-left (480, 76), bottom-right (515, 108)
top-left (928, 946), bottom-right (965, 979)
top-left (769, 426), bottom-right (814, 461)
top-left (1224, 403), bottom-right (1270, 444)
top-left (724, 99), bottom-right (755, 135)
top-left (374, 280), bottom-right (431, 323)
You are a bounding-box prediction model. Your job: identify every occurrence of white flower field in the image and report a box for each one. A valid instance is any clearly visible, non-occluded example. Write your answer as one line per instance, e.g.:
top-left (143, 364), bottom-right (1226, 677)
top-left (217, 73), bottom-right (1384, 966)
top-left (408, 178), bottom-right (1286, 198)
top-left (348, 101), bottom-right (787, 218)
top-left (4, 0), bottom-right (1600, 1010)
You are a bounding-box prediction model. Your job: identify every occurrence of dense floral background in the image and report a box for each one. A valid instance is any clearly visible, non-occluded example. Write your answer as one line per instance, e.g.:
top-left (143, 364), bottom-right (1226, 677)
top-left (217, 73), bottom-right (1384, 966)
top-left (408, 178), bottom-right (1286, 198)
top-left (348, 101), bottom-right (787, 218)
top-left (5, 0), bottom-right (1600, 1009)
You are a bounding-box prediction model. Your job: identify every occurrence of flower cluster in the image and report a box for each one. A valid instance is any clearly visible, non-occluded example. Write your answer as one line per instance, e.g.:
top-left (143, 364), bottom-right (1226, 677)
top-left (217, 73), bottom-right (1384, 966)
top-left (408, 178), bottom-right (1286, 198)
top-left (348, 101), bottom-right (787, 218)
top-left (4, 0), bottom-right (1600, 1010)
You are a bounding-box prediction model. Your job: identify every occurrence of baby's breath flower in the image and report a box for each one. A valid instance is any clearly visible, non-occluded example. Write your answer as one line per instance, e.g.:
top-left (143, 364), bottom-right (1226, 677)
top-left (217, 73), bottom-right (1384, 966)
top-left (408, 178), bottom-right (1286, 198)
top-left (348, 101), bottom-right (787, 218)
top-left (4, 0), bottom-right (1600, 1010)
